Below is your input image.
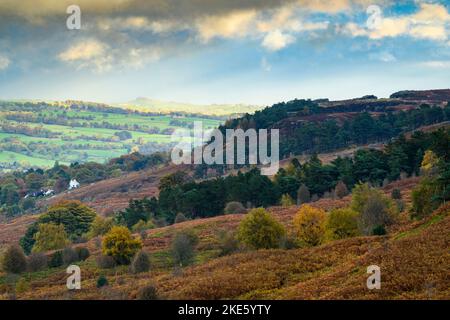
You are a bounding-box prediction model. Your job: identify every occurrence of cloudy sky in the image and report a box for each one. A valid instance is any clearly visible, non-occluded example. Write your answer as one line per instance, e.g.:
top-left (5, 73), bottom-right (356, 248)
top-left (0, 0), bottom-right (449, 105)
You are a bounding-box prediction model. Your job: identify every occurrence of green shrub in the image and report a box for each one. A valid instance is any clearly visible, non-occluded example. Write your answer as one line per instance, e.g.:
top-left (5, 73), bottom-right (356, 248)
top-left (372, 225), bottom-right (387, 236)
top-left (15, 278), bottom-right (29, 294)
top-left (217, 231), bottom-right (239, 256)
top-left (359, 193), bottom-right (395, 235)
top-left (130, 251), bottom-right (150, 274)
top-left (27, 253), bottom-right (48, 272)
top-left (62, 247), bottom-right (79, 265)
top-left (131, 219), bottom-right (155, 232)
top-left (280, 194), bottom-right (295, 207)
top-left (137, 284), bottom-right (159, 300)
top-left (411, 177), bottom-right (439, 219)
top-left (48, 250), bottom-right (64, 268)
top-left (171, 231), bottom-right (198, 267)
top-left (76, 247), bottom-right (90, 261)
top-left (96, 255), bottom-right (116, 269)
top-left (351, 183), bottom-right (397, 235)
top-left (237, 208), bottom-right (286, 249)
top-left (325, 208), bottom-right (360, 241)
top-left (1, 245), bottom-right (27, 274)
top-left (86, 216), bottom-right (114, 238)
top-left (20, 198), bottom-right (36, 211)
top-left (96, 275), bottom-right (108, 288)
top-left (224, 202), bottom-right (246, 214)
top-left (391, 188), bottom-right (402, 200)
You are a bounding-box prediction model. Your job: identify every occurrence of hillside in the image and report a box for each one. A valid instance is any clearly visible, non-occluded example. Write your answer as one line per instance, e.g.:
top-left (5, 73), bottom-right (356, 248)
top-left (3, 185), bottom-right (448, 300)
top-left (221, 89), bottom-right (450, 158)
top-left (0, 90), bottom-right (449, 301)
top-left (0, 100), bottom-right (222, 171)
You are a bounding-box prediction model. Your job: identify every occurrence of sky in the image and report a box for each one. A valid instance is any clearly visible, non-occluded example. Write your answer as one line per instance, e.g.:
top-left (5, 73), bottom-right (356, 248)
top-left (0, 0), bottom-right (449, 106)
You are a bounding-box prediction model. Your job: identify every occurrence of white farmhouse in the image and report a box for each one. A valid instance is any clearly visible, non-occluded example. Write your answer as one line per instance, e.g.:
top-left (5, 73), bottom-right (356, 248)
top-left (69, 179), bottom-right (80, 190)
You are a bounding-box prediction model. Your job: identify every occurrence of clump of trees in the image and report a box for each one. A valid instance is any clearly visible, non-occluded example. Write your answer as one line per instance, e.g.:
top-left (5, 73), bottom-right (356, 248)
top-left (20, 201), bottom-right (97, 254)
top-left (411, 146), bottom-right (450, 219)
top-left (108, 128), bottom-right (450, 229)
top-left (222, 98), bottom-right (450, 159)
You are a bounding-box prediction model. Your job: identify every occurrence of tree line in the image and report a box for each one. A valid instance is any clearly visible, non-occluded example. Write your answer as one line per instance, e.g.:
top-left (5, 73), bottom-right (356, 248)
top-left (118, 128), bottom-right (449, 225)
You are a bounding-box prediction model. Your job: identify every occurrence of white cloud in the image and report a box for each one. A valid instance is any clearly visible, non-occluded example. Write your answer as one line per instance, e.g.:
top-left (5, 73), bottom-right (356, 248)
top-left (58, 39), bottom-right (112, 72)
top-left (195, 5), bottom-right (328, 51)
top-left (58, 38), bottom-right (161, 72)
top-left (369, 51), bottom-right (396, 62)
top-left (59, 39), bottom-right (107, 62)
top-left (342, 3), bottom-right (450, 42)
top-left (410, 25), bottom-right (448, 41)
top-left (97, 16), bottom-right (185, 34)
top-left (262, 30), bottom-right (296, 51)
top-left (419, 60), bottom-right (450, 69)
top-left (0, 54), bottom-right (10, 70)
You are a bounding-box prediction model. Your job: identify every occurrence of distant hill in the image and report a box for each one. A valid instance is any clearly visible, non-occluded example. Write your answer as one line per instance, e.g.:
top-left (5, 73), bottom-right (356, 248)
top-left (116, 97), bottom-right (262, 116)
top-left (221, 89), bottom-right (450, 158)
top-left (0, 100), bottom-right (222, 171)
top-left (390, 89), bottom-right (450, 102)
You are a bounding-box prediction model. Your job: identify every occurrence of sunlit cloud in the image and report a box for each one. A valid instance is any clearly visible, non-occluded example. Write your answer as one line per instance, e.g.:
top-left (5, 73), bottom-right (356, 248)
top-left (195, 9), bottom-right (258, 42)
top-left (262, 30), bottom-right (296, 51)
top-left (342, 3), bottom-right (449, 41)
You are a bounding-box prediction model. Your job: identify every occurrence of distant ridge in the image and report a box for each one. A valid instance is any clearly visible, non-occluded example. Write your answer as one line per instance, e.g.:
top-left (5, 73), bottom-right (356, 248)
top-left (115, 97), bottom-right (262, 116)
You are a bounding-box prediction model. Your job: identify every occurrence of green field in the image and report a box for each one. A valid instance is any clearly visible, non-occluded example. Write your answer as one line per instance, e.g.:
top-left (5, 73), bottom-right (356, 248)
top-left (0, 101), bottom-right (223, 171)
top-left (0, 150), bottom-right (60, 168)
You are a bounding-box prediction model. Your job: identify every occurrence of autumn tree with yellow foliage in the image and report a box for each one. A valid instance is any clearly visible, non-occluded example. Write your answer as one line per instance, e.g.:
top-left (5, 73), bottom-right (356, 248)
top-left (102, 226), bottom-right (142, 265)
top-left (293, 205), bottom-right (327, 246)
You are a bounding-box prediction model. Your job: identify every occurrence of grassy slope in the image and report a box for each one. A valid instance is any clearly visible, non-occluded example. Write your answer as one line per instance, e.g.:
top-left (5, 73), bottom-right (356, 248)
top-left (0, 108), bottom-right (222, 168)
top-left (2, 178), bottom-right (447, 300)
